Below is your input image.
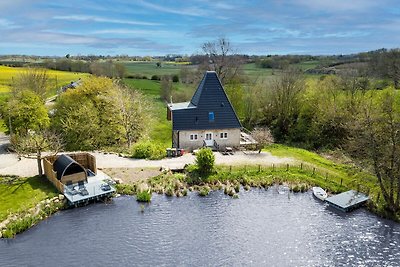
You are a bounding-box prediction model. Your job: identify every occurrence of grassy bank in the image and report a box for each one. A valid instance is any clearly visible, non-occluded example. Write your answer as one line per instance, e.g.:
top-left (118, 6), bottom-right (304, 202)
top-left (115, 144), bottom-right (397, 220)
top-left (0, 176), bottom-right (58, 222)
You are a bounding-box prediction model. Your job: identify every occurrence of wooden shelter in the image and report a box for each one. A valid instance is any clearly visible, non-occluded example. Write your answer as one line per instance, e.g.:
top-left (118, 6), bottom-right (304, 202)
top-left (43, 153), bottom-right (97, 191)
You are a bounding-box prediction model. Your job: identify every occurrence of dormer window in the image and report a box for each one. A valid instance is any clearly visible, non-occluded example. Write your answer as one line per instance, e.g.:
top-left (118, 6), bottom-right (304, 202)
top-left (209, 112), bottom-right (214, 122)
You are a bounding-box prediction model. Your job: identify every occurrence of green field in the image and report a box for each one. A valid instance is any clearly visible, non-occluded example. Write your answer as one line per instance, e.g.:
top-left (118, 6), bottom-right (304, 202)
top-left (124, 62), bottom-right (193, 77)
top-left (123, 78), bottom-right (172, 147)
top-left (0, 66), bottom-right (89, 94)
top-left (0, 176), bottom-right (58, 222)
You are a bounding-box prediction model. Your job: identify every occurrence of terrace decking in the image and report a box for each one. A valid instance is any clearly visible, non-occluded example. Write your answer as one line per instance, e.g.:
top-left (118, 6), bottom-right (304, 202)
top-left (43, 153), bottom-right (115, 206)
top-left (325, 190), bottom-right (370, 212)
top-left (63, 171), bottom-right (115, 206)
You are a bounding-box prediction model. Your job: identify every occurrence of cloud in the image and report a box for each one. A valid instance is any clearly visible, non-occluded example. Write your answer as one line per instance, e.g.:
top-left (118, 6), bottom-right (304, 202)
top-left (136, 0), bottom-right (208, 17)
top-left (2, 29), bottom-right (182, 52)
top-left (294, 0), bottom-right (380, 12)
top-left (91, 29), bottom-right (184, 38)
top-left (0, 19), bottom-right (20, 29)
top-left (53, 15), bottom-right (161, 26)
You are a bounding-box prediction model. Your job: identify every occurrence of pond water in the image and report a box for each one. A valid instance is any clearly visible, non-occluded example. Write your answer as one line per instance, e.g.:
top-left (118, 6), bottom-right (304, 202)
top-left (1, 188), bottom-right (399, 266)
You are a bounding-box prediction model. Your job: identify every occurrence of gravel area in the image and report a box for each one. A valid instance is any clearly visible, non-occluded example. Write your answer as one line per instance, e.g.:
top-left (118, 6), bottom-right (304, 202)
top-left (0, 133), bottom-right (294, 178)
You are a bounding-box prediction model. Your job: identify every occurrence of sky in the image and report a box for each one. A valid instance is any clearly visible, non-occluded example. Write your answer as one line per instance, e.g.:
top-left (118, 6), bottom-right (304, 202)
top-left (1, 0), bottom-right (400, 56)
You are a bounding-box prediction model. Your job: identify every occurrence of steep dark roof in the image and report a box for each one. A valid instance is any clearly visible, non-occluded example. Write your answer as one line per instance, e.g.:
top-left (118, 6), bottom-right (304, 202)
top-left (53, 154), bottom-right (87, 181)
top-left (171, 71), bottom-right (241, 131)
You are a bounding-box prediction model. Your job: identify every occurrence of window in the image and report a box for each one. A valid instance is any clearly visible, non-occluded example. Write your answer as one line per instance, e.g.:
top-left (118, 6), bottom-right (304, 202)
top-left (208, 112), bottom-right (215, 122)
top-left (205, 133), bottom-right (212, 140)
top-left (190, 134), bottom-right (198, 141)
top-left (220, 132), bottom-right (228, 139)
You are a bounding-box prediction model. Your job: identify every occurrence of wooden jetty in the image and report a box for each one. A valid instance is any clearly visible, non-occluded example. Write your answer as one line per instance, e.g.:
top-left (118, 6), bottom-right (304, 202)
top-left (325, 190), bottom-right (370, 212)
top-left (43, 153), bottom-right (115, 206)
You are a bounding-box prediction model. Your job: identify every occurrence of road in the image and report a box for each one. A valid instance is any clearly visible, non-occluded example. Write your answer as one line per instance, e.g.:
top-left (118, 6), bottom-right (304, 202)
top-left (0, 133), bottom-right (294, 177)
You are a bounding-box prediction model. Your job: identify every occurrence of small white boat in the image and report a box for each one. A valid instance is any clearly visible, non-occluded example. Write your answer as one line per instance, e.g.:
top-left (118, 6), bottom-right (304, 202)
top-left (312, 187), bottom-right (328, 201)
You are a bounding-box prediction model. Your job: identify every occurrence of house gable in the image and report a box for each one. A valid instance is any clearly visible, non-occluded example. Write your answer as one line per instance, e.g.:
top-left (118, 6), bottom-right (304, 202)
top-left (170, 71), bottom-right (241, 131)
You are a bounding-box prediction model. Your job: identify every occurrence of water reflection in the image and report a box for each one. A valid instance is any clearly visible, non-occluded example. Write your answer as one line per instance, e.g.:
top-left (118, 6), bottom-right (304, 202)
top-left (0, 188), bottom-right (399, 266)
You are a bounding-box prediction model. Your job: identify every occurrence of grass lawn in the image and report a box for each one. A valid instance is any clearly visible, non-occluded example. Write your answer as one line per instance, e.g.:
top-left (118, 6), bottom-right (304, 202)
top-left (263, 144), bottom-right (380, 198)
top-left (0, 66), bottom-right (89, 95)
top-left (0, 176), bottom-right (58, 222)
top-left (123, 78), bottom-right (172, 147)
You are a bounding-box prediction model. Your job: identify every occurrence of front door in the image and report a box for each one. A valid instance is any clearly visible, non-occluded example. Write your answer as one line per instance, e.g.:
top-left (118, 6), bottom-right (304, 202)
top-left (205, 132), bottom-right (213, 146)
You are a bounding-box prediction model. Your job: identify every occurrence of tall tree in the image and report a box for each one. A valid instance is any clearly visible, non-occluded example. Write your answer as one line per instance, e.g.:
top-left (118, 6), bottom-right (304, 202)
top-left (3, 90), bottom-right (49, 135)
top-left (201, 37), bottom-right (243, 85)
top-left (53, 76), bottom-right (123, 150)
top-left (115, 85), bottom-right (150, 148)
top-left (262, 68), bottom-right (305, 140)
top-left (348, 89), bottom-right (400, 214)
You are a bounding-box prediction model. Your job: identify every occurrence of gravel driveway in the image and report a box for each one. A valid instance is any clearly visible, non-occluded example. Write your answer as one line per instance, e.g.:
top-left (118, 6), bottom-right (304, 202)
top-left (0, 133), bottom-right (294, 177)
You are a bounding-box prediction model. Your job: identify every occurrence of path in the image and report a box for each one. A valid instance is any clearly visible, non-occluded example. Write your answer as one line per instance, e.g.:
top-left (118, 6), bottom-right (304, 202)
top-left (0, 133), bottom-right (294, 177)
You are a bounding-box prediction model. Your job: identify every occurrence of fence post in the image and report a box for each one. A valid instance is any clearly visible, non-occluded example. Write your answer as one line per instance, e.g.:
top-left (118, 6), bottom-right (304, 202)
top-left (272, 164), bottom-right (275, 172)
top-left (357, 184), bottom-right (360, 192)
top-left (286, 164), bottom-right (289, 171)
top-left (312, 167), bottom-right (315, 176)
top-left (340, 178), bottom-right (343, 186)
top-left (325, 173), bottom-right (328, 181)
top-left (300, 163), bottom-right (303, 170)
top-left (258, 165), bottom-right (261, 173)
top-left (229, 166), bottom-right (232, 173)
top-left (244, 165), bottom-right (247, 172)
top-left (377, 192), bottom-right (380, 203)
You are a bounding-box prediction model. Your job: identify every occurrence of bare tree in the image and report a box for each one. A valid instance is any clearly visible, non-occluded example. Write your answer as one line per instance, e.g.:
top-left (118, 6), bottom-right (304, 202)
top-left (12, 130), bottom-right (63, 176)
top-left (12, 68), bottom-right (49, 100)
top-left (201, 37), bottom-right (243, 85)
top-left (115, 85), bottom-right (150, 148)
top-left (160, 76), bottom-right (173, 102)
top-left (251, 127), bottom-right (274, 153)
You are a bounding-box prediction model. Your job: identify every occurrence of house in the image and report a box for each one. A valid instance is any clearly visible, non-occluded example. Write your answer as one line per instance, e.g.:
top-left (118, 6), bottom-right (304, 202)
top-left (167, 71), bottom-right (242, 151)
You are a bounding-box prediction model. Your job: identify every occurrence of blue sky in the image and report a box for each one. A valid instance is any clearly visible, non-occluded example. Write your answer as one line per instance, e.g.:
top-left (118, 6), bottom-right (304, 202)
top-left (1, 0), bottom-right (400, 56)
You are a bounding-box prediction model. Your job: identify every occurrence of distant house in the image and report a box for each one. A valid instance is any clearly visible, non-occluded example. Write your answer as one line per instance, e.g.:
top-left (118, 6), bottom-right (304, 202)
top-left (167, 71), bottom-right (242, 151)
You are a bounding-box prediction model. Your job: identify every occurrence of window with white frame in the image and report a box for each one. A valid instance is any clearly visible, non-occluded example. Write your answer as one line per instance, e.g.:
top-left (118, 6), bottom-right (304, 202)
top-left (190, 133), bottom-right (198, 141)
top-left (220, 132), bottom-right (228, 139)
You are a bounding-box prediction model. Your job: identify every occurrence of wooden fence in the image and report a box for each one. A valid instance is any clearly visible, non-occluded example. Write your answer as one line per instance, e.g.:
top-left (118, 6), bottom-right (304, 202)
top-left (223, 162), bottom-right (374, 195)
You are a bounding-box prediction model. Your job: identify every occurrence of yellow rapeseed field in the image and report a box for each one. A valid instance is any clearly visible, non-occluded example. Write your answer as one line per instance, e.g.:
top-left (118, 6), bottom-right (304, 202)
top-left (0, 66), bottom-right (90, 93)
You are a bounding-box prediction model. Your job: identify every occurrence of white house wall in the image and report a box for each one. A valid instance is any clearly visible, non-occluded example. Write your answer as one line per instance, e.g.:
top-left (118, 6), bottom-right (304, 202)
top-left (175, 128), bottom-right (241, 151)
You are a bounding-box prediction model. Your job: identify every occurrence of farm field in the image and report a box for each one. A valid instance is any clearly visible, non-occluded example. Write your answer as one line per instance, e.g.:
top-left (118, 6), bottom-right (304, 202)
top-left (0, 66), bottom-right (89, 94)
top-left (124, 61), bottom-right (193, 77)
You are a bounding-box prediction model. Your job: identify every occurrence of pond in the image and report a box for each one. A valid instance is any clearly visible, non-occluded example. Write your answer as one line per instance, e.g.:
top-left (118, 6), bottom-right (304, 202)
top-left (1, 188), bottom-right (399, 266)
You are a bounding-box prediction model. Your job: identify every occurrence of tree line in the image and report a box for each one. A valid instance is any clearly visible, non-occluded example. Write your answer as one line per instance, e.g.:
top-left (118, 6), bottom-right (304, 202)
top-left (0, 70), bottom-right (150, 176)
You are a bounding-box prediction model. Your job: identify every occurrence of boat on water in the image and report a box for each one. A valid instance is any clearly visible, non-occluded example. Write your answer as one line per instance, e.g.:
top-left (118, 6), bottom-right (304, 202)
top-left (312, 187), bottom-right (328, 201)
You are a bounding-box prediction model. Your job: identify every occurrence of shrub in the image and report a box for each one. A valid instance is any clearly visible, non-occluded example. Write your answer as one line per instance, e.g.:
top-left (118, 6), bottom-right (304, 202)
top-left (198, 186), bottom-right (210, 196)
top-left (136, 190), bottom-right (152, 202)
top-left (131, 141), bottom-right (165, 160)
top-left (115, 184), bottom-right (136, 195)
top-left (151, 75), bottom-right (160, 81)
top-left (195, 148), bottom-right (215, 175)
top-left (172, 74), bottom-right (179, 83)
